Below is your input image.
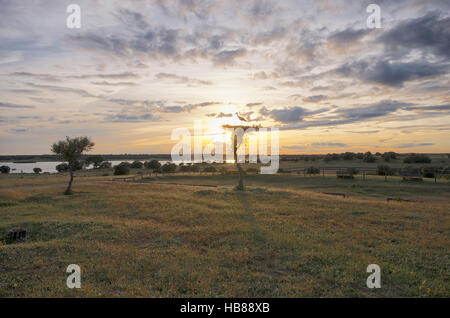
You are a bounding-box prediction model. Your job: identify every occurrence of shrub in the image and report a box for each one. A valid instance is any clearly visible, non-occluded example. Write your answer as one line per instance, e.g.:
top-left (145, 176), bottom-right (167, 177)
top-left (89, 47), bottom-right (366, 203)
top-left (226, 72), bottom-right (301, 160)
top-left (33, 167), bottom-right (42, 174)
top-left (144, 160), bottom-right (161, 171)
top-left (130, 160), bottom-right (144, 169)
top-left (347, 167), bottom-right (359, 175)
top-left (114, 162), bottom-right (131, 175)
top-left (0, 165), bottom-right (10, 174)
top-left (98, 161), bottom-right (112, 169)
top-left (363, 152), bottom-right (376, 163)
top-left (341, 152), bottom-right (355, 160)
top-left (191, 164), bottom-right (200, 172)
top-left (179, 165), bottom-right (191, 173)
top-left (55, 163), bottom-right (69, 172)
top-left (161, 162), bottom-right (177, 173)
top-left (85, 155), bottom-right (104, 168)
top-left (377, 165), bottom-right (393, 176)
top-left (423, 167), bottom-right (439, 178)
top-left (203, 166), bottom-right (217, 172)
top-left (403, 154), bottom-right (431, 163)
top-left (306, 166), bottom-right (320, 174)
top-left (356, 152), bottom-right (364, 159)
top-left (246, 168), bottom-right (258, 173)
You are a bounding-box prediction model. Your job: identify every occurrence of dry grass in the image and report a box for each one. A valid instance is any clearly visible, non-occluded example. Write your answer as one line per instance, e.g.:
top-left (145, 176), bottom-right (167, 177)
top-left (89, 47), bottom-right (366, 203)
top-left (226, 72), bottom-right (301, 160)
top-left (0, 174), bottom-right (448, 297)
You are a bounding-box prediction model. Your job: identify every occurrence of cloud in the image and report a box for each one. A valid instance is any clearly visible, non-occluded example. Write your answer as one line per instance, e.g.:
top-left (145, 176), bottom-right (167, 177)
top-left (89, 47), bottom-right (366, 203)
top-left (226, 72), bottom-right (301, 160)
top-left (334, 60), bottom-right (448, 87)
top-left (9, 72), bottom-right (59, 82)
top-left (91, 81), bottom-right (137, 86)
top-left (70, 72), bottom-right (140, 79)
top-left (395, 143), bottom-right (434, 148)
top-left (0, 102), bottom-right (35, 109)
top-left (27, 83), bottom-right (100, 98)
top-left (104, 112), bottom-right (158, 123)
top-left (303, 95), bottom-right (328, 103)
top-left (404, 104), bottom-right (450, 112)
top-left (335, 100), bottom-right (412, 120)
top-left (311, 142), bottom-right (348, 148)
top-left (155, 72), bottom-right (213, 86)
top-left (206, 112), bottom-right (233, 118)
top-left (260, 106), bottom-right (329, 123)
top-left (246, 102), bottom-right (262, 107)
top-left (213, 48), bottom-right (247, 66)
top-left (379, 12), bottom-right (450, 59)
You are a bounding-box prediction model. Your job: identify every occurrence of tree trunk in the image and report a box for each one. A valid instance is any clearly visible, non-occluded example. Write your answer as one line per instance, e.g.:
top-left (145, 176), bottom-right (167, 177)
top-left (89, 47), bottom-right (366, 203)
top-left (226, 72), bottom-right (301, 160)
top-left (65, 169), bottom-right (74, 195)
top-left (234, 134), bottom-right (245, 191)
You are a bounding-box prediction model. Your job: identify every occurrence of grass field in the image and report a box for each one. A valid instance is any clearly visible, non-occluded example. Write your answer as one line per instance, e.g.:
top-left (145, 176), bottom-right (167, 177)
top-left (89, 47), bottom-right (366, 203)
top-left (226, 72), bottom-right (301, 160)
top-left (0, 170), bottom-right (449, 297)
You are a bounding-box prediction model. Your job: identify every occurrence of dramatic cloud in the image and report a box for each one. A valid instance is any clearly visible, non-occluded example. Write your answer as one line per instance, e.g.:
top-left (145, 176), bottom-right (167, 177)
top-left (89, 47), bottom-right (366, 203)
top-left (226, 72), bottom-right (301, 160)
top-left (260, 106), bottom-right (329, 123)
top-left (379, 12), bottom-right (450, 58)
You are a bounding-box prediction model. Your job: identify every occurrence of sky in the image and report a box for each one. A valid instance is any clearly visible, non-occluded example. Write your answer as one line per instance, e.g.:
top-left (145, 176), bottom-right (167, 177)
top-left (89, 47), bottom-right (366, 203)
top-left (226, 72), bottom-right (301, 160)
top-left (0, 0), bottom-right (449, 155)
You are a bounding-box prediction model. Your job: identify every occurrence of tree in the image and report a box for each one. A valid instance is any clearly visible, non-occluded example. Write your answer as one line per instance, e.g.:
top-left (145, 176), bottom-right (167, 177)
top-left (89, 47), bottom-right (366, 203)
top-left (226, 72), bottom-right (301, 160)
top-left (222, 123), bottom-right (261, 191)
top-left (114, 162), bottom-right (130, 175)
top-left (33, 167), bottom-right (42, 174)
top-left (144, 160), bottom-right (161, 171)
top-left (85, 155), bottom-right (104, 168)
top-left (363, 151), bottom-right (376, 163)
top-left (161, 162), bottom-right (177, 173)
top-left (51, 136), bottom-right (94, 195)
top-left (0, 165), bottom-right (10, 174)
top-left (130, 160), bottom-right (144, 169)
top-left (98, 161), bottom-right (112, 169)
top-left (56, 163), bottom-right (69, 172)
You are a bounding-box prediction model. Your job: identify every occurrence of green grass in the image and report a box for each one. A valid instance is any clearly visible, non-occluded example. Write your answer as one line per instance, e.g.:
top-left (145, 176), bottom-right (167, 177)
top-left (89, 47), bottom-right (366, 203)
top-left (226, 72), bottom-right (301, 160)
top-left (0, 173), bottom-right (449, 297)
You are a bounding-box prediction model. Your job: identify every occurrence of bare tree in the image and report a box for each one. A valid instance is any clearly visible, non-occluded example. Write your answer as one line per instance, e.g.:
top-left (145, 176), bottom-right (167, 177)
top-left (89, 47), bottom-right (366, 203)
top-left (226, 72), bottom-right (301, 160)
top-left (222, 124), bottom-right (261, 191)
top-left (51, 136), bottom-right (94, 195)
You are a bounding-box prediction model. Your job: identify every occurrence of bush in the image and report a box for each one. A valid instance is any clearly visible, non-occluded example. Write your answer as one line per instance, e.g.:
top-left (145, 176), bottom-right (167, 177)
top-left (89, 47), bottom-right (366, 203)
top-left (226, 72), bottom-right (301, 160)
top-left (55, 163), bottom-right (69, 172)
top-left (341, 152), bottom-right (355, 160)
top-left (0, 165), bottom-right (10, 174)
top-left (130, 160), bottom-right (144, 169)
top-left (191, 164), bottom-right (200, 172)
top-left (85, 155), bottom-right (104, 168)
top-left (144, 160), bottom-right (161, 171)
top-left (114, 162), bottom-right (131, 175)
top-left (403, 154), bottom-right (431, 163)
top-left (33, 167), bottom-right (42, 174)
top-left (306, 166), bottom-right (320, 174)
top-left (377, 165), bottom-right (393, 176)
top-left (423, 167), bottom-right (439, 178)
top-left (161, 162), bottom-right (177, 173)
top-left (363, 152), bottom-right (376, 163)
top-left (98, 161), bottom-right (112, 169)
top-left (347, 167), bottom-right (359, 175)
top-left (203, 166), bottom-right (217, 172)
top-left (356, 152), bottom-right (364, 159)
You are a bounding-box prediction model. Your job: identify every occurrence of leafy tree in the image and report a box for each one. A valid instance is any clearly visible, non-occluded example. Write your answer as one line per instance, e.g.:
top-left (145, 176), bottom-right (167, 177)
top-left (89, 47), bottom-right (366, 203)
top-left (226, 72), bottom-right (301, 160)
top-left (55, 163), bottom-right (69, 172)
top-left (0, 165), bottom-right (10, 174)
top-left (33, 167), bottom-right (42, 174)
top-left (85, 155), bottom-right (104, 168)
top-left (162, 162), bottom-right (177, 173)
top-left (363, 151), bottom-right (376, 163)
top-left (144, 160), bottom-right (162, 171)
top-left (403, 154), bottom-right (431, 163)
top-left (114, 162), bottom-right (130, 175)
top-left (130, 160), bottom-right (144, 169)
top-left (98, 161), bottom-right (112, 169)
top-left (51, 136), bottom-right (94, 195)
